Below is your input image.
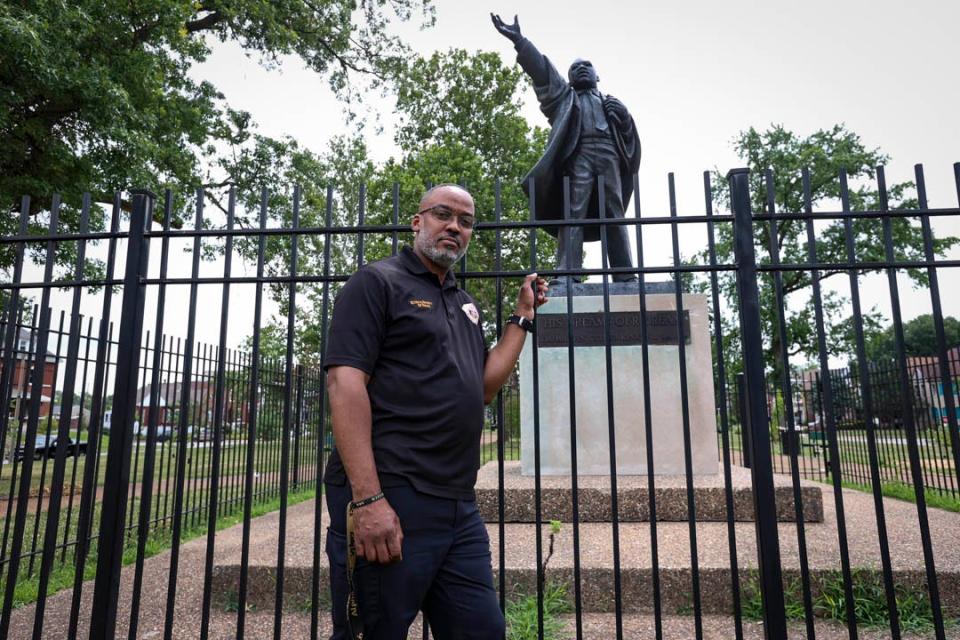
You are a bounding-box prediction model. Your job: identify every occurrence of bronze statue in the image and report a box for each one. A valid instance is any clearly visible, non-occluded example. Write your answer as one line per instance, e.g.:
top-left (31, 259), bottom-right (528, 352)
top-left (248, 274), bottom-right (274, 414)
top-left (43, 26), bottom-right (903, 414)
top-left (492, 14), bottom-right (640, 282)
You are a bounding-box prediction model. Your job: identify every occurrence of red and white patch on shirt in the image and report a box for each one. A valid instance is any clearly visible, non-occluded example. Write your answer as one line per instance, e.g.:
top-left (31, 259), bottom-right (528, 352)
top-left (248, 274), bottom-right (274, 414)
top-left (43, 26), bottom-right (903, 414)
top-left (461, 302), bottom-right (479, 325)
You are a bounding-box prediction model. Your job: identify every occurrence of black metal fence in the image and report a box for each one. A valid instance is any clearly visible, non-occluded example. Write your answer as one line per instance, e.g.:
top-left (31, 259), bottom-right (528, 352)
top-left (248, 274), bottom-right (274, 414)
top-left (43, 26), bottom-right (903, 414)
top-left (0, 164), bottom-right (957, 639)
top-left (725, 354), bottom-right (960, 500)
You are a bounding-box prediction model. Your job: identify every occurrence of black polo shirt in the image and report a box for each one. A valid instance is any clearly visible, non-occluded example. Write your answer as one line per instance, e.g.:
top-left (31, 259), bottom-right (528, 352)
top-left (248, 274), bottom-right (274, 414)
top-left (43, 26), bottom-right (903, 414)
top-left (323, 246), bottom-right (488, 500)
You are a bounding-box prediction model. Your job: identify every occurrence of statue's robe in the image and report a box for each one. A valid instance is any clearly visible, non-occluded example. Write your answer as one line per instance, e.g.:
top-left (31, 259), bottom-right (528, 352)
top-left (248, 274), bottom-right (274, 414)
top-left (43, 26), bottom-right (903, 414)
top-left (514, 37), bottom-right (641, 241)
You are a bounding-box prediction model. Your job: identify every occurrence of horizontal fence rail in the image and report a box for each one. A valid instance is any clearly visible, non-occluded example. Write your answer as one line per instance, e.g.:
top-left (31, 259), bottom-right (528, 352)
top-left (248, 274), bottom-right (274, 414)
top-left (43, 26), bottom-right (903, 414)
top-left (0, 163), bottom-right (957, 639)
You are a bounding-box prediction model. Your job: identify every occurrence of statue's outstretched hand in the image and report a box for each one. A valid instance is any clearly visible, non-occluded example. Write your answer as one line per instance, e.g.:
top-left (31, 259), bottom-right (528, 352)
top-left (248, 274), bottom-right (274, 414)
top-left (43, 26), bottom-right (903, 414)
top-left (491, 13), bottom-right (522, 43)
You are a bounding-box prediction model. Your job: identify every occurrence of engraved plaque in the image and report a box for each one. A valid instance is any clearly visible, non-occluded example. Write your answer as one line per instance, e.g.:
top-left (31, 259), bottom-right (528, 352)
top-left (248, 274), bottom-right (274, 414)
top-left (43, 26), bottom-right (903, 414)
top-left (537, 311), bottom-right (690, 348)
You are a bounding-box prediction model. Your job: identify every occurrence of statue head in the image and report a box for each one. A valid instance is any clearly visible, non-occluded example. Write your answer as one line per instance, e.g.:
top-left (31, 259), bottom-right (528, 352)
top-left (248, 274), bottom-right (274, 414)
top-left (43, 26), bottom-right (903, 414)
top-left (568, 59), bottom-right (598, 90)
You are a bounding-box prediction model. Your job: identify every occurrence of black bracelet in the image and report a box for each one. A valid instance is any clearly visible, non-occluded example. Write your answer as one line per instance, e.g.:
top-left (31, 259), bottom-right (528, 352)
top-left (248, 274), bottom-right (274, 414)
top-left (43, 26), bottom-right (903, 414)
top-left (507, 314), bottom-right (535, 334)
top-left (349, 491), bottom-right (385, 511)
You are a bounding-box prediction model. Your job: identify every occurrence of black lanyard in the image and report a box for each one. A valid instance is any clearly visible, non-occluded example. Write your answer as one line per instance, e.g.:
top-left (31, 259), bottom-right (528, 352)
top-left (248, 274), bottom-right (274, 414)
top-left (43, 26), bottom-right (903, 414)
top-left (346, 502), bottom-right (366, 639)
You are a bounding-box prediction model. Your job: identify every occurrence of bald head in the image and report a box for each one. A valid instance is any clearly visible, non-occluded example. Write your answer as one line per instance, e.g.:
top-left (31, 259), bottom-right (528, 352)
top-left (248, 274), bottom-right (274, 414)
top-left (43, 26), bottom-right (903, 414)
top-left (412, 184), bottom-right (475, 274)
top-left (417, 184), bottom-right (475, 213)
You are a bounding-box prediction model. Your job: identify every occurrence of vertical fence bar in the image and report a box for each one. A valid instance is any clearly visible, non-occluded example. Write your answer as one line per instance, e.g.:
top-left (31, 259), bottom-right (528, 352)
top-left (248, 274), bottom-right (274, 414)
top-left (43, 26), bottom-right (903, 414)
top-left (273, 185), bottom-right (300, 639)
top-left (916, 165), bottom-right (960, 496)
top-left (597, 176), bottom-right (624, 640)
top-left (839, 169), bottom-right (901, 638)
top-left (68, 195), bottom-right (122, 637)
top-left (128, 190), bottom-right (173, 638)
top-left (0, 195), bottom-right (61, 640)
top-left (0, 197), bottom-right (30, 497)
top-left (310, 185), bottom-right (334, 640)
top-left (29, 309), bottom-right (65, 578)
top-left (667, 173), bottom-right (703, 639)
top-left (392, 182), bottom-right (400, 256)
top-left (161, 337), bottom-right (181, 528)
top-left (163, 190), bottom-right (206, 640)
top-left (63, 315), bottom-right (96, 562)
top-left (200, 187), bottom-right (236, 638)
top-left (293, 366), bottom-right (304, 489)
top-left (877, 166), bottom-right (946, 640)
top-left (526, 177), bottom-right (545, 638)
top-left (33, 193), bottom-right (91, 639)
top-left (0, 307), bottom-right (36, 576)
top-left (125, 340), bottom-right (148, 536)
top-left (762, 169), bottom-right (816, 638)
top-left (704, 172), bottom-right (744, 638)
top-left (636, 173), bottom-right (664, 640)
top-left (237, 188), bottom-right (269, 638)
top-left (492, 179), bottom-right (508, 617)
top-left (727, 168), bottom-right (787, 640)
top-left (88, 190), bottom-right (154, 640)
top-left (561, 176), bottom-right (584, 640)
top-left (802, 167), bottom-right (859, 638)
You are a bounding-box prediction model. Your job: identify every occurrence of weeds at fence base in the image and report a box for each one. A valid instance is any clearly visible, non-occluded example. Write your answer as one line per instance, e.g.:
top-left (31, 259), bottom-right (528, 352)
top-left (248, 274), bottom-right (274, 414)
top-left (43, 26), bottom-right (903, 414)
top-left (505, 581), bottom-right (571, 640)
top-left (5, 487), bottom-right (316, 608)
top-left (741, 568), bottom-right (954, 633)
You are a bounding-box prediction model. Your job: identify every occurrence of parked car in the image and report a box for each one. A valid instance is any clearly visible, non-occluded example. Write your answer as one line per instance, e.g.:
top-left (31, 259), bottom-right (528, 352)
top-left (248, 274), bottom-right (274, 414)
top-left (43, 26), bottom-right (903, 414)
top-left (133, 424), bottom-right (173, 442)
top-left (15, 435), bottom-right (88, 461)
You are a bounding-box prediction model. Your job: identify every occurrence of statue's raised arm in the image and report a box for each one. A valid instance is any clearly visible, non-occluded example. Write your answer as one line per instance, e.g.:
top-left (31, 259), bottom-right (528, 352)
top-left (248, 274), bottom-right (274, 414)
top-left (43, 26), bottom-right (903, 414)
top-left (490, 13), bottom-right (564, 113)
top-left (490, 14), bottom-right (642, 282)
top-left (490, 13), bottom-right (522, 44)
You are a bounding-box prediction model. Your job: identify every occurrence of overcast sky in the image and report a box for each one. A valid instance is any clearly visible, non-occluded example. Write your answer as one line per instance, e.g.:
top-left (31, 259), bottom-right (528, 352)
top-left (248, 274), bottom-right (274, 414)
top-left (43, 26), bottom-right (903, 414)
top-left (27, 0), bottom-right (960, 369)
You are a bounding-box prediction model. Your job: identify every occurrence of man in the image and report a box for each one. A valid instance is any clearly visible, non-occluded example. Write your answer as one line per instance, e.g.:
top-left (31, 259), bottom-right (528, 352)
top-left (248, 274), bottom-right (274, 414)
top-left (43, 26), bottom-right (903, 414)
top-left (323, 184), bottom-right (548, 639)
top-left (492, 14), bottom-right (641, 282)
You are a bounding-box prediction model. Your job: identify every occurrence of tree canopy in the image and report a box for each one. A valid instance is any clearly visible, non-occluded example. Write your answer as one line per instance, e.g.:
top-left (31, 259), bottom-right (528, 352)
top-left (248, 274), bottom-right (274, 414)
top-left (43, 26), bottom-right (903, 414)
top-left (0, 0), bottom-right (433, 275)
top-left (700, 124), bottom-right (958, 381)
top-left (864, 314), bottom-right (960, 361)
top-left (230, 48), bottom-right (550, 365)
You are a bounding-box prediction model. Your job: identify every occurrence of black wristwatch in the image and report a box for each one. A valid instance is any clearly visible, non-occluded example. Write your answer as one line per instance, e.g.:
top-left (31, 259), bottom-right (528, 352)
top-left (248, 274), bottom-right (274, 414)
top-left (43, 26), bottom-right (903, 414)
top-left (507, 314), bottom-right (534, 333)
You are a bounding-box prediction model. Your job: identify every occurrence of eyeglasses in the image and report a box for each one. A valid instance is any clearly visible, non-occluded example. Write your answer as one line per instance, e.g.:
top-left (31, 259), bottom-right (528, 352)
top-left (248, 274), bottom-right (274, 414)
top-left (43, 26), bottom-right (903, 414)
top-left (416, 205), bottom-right (476, 229)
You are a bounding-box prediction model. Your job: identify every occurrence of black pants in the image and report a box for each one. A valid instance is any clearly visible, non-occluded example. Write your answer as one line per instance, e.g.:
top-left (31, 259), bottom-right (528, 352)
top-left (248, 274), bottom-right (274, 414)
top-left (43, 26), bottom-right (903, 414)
top-left (557, 138), bottom-right (635, 281)
top-left (325, 482), bottom-right (505, 640)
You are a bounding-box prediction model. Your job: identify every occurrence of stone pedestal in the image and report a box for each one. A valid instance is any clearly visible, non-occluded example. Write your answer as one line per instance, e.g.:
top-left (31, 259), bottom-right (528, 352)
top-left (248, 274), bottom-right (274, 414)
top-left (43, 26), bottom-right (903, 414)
top-left (519, 283), bottom-right (718, 476)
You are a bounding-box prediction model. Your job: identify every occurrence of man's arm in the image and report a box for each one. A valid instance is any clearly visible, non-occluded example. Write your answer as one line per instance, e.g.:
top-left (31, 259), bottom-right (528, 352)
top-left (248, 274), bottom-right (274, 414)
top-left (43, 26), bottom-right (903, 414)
top-left (327, 365), bottom-right (403, 564)
top-left (483, 273), bottom-right (549, 403)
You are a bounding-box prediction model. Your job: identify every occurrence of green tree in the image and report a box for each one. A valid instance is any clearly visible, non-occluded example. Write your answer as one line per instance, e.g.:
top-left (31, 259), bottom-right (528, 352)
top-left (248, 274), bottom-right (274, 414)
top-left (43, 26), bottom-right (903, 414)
top-left (0, 0), bottom-right (433, 277)
top-left (370, 49), bottom-right (553, 335)
top-left (700, 124), bottom-right (958, 383)
top-left (232, 49), bottom-right (551, 362)
top-left (864, 314), bottom-right (960, 361)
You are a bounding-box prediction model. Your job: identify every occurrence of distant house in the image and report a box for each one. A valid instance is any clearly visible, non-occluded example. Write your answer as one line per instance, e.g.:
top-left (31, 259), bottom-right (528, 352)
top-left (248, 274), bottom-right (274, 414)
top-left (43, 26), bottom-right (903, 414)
top-left (0, 327), bottom-right (59, 420)
top-left (907, 348), bottom-right (960, 424)
top-left (50, 404), bottom-right (91, 430)
top-left (134, 378), bottom-right (249, 427)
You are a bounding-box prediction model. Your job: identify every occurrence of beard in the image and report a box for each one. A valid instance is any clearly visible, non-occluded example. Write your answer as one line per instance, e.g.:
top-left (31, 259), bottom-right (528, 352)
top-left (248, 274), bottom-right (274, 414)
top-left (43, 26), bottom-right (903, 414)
top-left (415, 231), bottom-right (465, 269)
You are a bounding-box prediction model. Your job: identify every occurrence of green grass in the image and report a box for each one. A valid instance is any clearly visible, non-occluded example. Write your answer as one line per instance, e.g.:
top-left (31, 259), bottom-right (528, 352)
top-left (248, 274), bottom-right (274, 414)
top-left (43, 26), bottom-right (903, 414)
top-left (740, 569), bottom-right (953, 633)
top-left (480, 437), bottom-right (521, 466)
top-left (1, 485), bottom-right (317, 608)
top-left (839, 479), bottom-right (960, 513)
top-left (0, 433), bottom-right (318, 496)
top-left (505, 581), bottom-right (571, 640)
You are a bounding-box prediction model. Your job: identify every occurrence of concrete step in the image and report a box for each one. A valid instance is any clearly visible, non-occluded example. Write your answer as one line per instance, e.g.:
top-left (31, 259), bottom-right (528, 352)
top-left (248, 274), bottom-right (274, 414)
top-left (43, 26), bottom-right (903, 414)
top-left (199, 611), bottom-right (959, 639)
top-left (475, 461), bottom-right (824, 522)
top-left (210, 486), bottom-right (960, 617)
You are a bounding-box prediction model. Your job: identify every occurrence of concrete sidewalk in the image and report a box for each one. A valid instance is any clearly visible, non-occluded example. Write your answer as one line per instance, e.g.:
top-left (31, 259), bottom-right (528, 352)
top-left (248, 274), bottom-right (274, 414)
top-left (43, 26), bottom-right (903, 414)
top-left (8, 470), bottom-right (960, 637)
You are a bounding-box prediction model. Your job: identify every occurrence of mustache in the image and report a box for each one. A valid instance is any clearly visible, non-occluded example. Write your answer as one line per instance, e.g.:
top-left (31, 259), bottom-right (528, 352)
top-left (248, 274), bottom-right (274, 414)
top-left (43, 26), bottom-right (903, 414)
top-left (439, 234), bottom-right (462, 248)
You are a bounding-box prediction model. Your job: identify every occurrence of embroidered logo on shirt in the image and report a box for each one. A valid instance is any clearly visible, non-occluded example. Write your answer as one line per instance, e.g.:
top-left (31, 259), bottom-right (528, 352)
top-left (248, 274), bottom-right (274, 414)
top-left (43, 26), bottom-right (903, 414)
top-left (409, 299), bottom-right (433, 310)
top-left (461, 302), bottom-right (480, 325)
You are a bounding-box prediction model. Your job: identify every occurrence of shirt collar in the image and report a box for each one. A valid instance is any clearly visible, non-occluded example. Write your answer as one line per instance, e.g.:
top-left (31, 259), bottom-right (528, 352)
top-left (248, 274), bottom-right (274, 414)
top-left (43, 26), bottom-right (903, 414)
top-left (400, 246), bottom-right (458, 290)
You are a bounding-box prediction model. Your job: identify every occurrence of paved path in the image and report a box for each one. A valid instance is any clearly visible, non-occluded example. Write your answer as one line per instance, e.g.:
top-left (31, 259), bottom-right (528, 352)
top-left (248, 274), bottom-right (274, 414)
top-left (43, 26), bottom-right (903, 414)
top-left (7, 474), bottom-right (960, 637)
